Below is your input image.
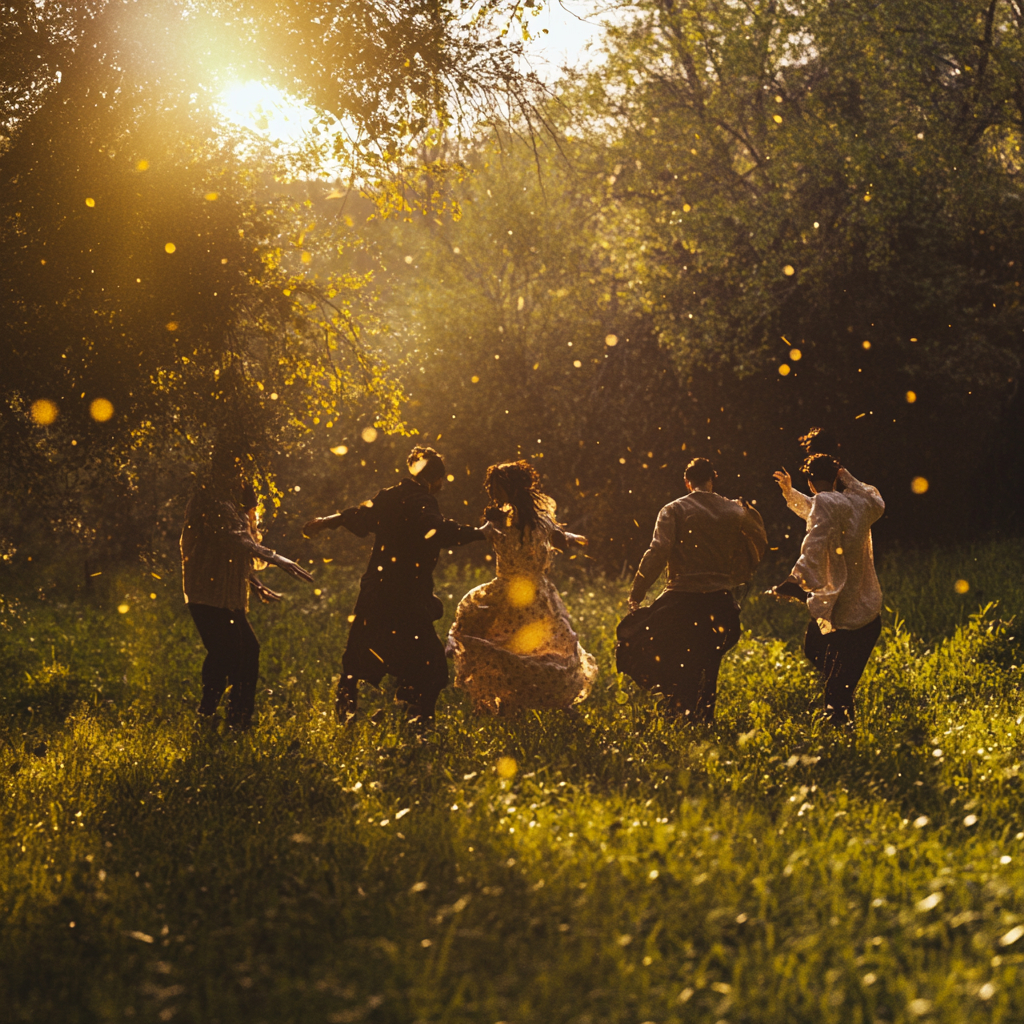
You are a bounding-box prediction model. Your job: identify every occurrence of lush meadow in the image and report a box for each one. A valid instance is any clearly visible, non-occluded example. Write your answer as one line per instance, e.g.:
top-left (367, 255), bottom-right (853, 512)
top-left (2, 540), bottom-right (1024, 1023)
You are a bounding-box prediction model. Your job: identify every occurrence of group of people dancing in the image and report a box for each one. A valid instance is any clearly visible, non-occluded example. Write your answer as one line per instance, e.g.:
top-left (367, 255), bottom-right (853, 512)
top-left (180, 429), bottom-right (884, 733)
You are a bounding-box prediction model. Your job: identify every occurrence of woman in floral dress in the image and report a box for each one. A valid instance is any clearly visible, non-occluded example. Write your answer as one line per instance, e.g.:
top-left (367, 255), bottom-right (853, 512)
top-left (447, 460), bottom-right (597, 714)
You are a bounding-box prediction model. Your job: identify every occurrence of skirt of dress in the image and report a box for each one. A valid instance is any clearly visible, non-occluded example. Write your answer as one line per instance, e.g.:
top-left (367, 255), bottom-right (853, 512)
top-left (447, 574), bottom-right (597, 714)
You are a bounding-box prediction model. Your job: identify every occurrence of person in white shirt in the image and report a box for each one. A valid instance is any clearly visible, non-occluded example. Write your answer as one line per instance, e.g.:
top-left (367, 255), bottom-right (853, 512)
top-left (622, 457), bottom-right (767, 723)
top-left (772, 453), bottom-right (885, 725)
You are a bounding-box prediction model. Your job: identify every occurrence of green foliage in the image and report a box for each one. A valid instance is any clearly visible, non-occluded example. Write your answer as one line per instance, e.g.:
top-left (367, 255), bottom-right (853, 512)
top-left (2, 541), bottom-right (1024, 1021)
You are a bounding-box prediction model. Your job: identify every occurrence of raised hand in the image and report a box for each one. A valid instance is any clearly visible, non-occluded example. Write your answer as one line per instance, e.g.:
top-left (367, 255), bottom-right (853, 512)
top-left (273, 554), bottom-right (314, 583)
top-left (773, 468), bottom-right (792, 495)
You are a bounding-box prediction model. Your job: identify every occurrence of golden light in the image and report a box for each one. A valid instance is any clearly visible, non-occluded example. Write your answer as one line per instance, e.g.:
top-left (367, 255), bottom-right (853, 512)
top-left (330, 445), bottom-right (348, 456)
top-left (166, 322), bottom-right (178, 332)
top-left (471, 375), bottom-right (480, 383)
top-left (361, 427), bottom-right (378, 443)
top-left (136, 159), bottom-right (149, 172)
top-left (605, 334), bottom-right (618, 347)
top-left (954, 579), bottom-right (970, 594)
top-left (682, 203), bottom-right (691, 212)
top-left (89, 398), bottom-right (114, 422)
top-left (496, 756), bottom-right (518, 780)
top-left (507, 619), bottom-right (552, 655)
top-left (573, 359), bottom-right (582, 368)
top-left (117, 603), bottom-right (130, 614)
top-left (906, 390), bottom-right (917, 403)
top-left (205, 192), bottom-right (219, 201)
top-left (506, 577), bottom-right (537, 608)
top-left (164, 242), bottom-right (176, 254)
top-left (911, 476), bottom-right (929, 494)
top-left (778, 363), bottom-right (791, 376)
top-left (85, 197), bottom-right (95, 208)
top-left (789, 348), bottom-right (802, 361)
top-left (862, 340), bottom-right (872, 350)
top-left (30, 399), bottom-right (58, 425)
top-left (773, 114), bottom-right (783, 124)
top-left (783, 265), bottom-right (795, 276)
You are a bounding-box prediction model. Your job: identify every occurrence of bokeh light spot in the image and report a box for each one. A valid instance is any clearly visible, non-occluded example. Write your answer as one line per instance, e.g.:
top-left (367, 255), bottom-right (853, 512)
top-left (136, 159), bottom-right (149, 172)
top-left (361, 427), bottom-right (378, 443)
top-left (862, 340), bottom-right (872, 350)
top-left (783, 265), bottom-right (795, 276)
top-left (30, 399), bottom-right (58, 425)
top-left (911, 476), bottom-right (929, 494)
top-left (506, 577), bottom-right (537, 608)
top-left (85, 197), bottom-right (95, 208)
top-left (166, 322), bottom-right (178, 332)
top-left (330, 445), bottom-right (348, 456)
top-left (789, 348), bottom-right (802, 361)
top-left (164, 242), bottom-right (176, 254)
top-left (507, 619), bottom-right (552, 655)
top-left (778, 363), bottom-right (791, 376)
top-left (605, 334), bottom-right (618, 347)
top-left (906, 390), bottom-right (917, 403)
top-left (117, 604), bottom-right (129, 614)
top-left (205, 192), bottom-right (219, 201)
top-left (496, 756), bottom-right (517, 779)
top-left (954, 579), bottom-right (970, 594)
top-left (89, 398), bottom-right (114, 422)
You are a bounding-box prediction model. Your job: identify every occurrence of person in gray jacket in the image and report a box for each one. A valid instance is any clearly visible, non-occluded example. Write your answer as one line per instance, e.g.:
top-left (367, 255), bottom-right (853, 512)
top-left (624, 457), bottom-right (767, 722)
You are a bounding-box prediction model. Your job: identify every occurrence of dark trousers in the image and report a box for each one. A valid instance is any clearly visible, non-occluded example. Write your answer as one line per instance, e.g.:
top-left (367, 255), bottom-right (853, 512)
top-left (631, 590), bottom-right (741, 724)
top-left (188, 604), bottom-right (260, 726)
top-left (338, 610), bottom-right (448, 722)
top-left (804, 615), bottom-right (882, 725)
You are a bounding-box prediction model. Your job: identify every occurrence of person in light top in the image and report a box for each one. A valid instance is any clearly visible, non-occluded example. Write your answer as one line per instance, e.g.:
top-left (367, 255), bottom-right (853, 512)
top-left (772, 453), bottom-right (885, 726)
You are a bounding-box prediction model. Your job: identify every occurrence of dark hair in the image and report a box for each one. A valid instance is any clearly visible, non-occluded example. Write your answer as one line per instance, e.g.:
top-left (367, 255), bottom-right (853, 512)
top-left (407, 445), bottom-right (446, 483)
top-left (684, 457), bottom-right (717, 488)
top-left (799, 426), bottom-right (840, 458)
top-left (484, 460), bottom-right (547, 536)
top-left (802, 453), bottom-right (840, 484)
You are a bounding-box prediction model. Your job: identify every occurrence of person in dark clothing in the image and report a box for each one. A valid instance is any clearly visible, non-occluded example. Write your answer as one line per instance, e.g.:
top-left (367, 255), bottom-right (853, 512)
top-left (304, 446), bottom-right (484, 724)
top-left (181, 457), bottom-right (313, 729)
top-left (621, 457), bottom-right (767, 723)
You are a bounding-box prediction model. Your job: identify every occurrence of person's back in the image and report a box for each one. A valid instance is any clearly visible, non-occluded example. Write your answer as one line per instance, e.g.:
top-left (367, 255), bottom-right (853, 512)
top-left (652, 489), bottom-right (767, 594)
top-left (624, 457), bottom-right (766, 723)
top-left (795, 469), bottom-right (884, 631)
top-left (344, 477), bottom-right (458, 605)
top-left (774, 455), bottom-right (885, 725)
top-left (303, 445), bottom-right (483, 723)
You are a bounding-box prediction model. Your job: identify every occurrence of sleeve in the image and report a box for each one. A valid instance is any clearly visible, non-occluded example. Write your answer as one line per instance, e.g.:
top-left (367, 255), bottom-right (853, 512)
top-left (791, 498), bottom-right (831, 593)
top-left (629, 505), bottom-right (675, 604)
top-left (337, 496), bottom-right (382, 538)
top-left (409, 493), bottom-right (480, 547)
top-left (838, 468), bottom-right (885, 520)
top-left (785, 488), bottom-right (813, 521)
top-left (209, 499), bottom-right (278, 563)
top-left (741, 505), bottom-right (768, 566)
top-left (435, 519), bottom-right (483, 547)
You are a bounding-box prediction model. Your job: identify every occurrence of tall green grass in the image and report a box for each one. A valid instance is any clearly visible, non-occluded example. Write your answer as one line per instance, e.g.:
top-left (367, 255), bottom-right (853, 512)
top-left (1, 539), bottom-right (1023, 1023)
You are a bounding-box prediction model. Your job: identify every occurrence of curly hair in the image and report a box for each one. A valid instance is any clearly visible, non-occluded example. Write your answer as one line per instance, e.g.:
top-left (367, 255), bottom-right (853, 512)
top-left (799, 426), bottom-right (840, 458)
top-left (483, 460), bottom-right (552, 536)
top-left (802, 452), bottom-right (840, 484)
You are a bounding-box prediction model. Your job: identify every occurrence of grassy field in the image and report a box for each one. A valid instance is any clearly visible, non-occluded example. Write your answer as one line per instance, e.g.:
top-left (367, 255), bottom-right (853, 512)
top-left (1, 538), bottom-right (1023, 1023)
